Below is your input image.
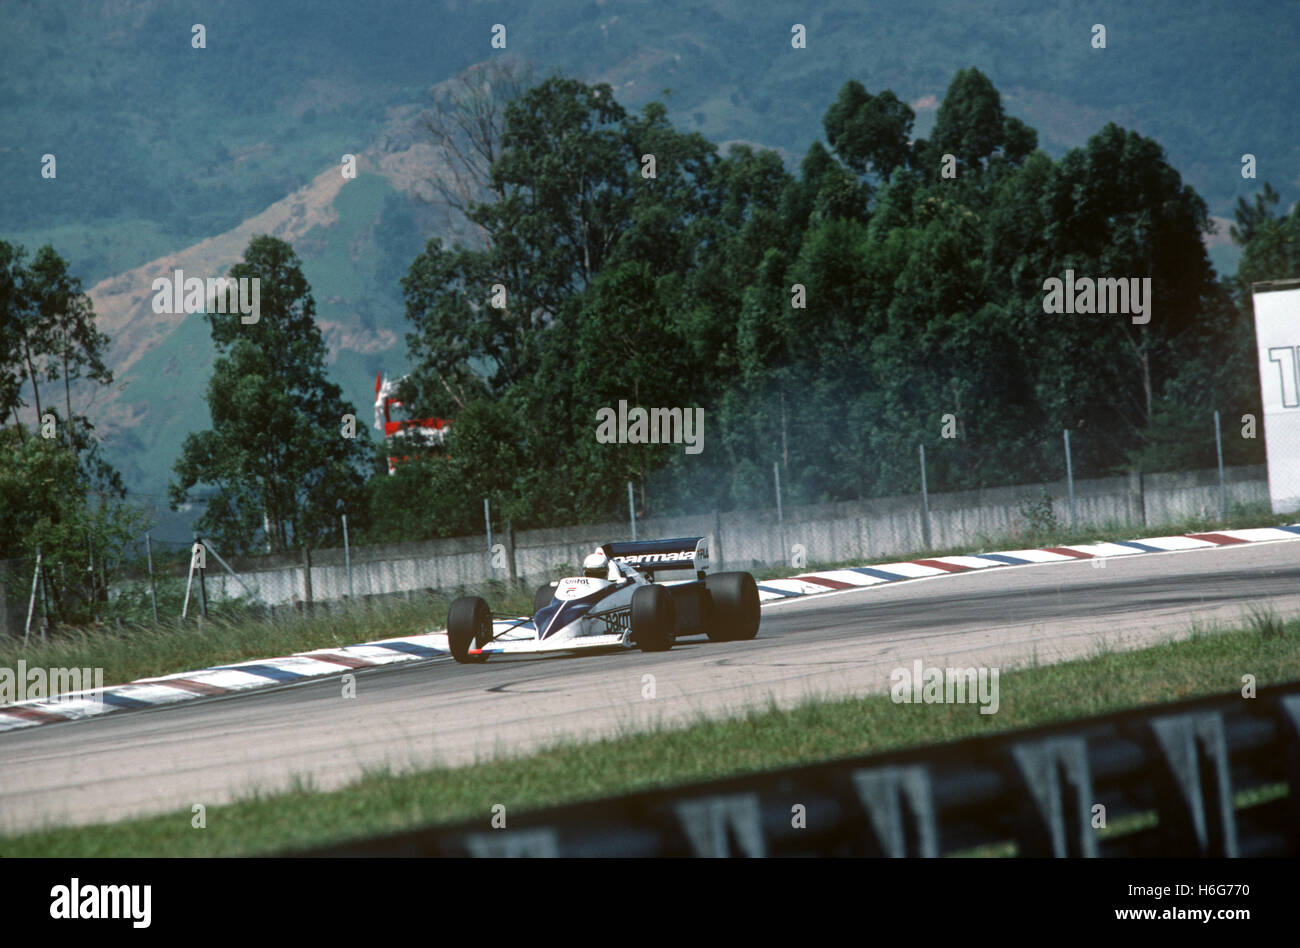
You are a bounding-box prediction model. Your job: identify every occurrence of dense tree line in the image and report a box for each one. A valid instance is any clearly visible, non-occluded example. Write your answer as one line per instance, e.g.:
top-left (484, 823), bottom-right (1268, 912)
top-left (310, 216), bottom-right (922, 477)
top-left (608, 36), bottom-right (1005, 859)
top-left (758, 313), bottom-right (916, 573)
top-left (8, 69), bottom-right (1297, 573)
top-left (0, 241), bottom-right (144, 624)
top-left (360, 68), bottom-right (1291, 541)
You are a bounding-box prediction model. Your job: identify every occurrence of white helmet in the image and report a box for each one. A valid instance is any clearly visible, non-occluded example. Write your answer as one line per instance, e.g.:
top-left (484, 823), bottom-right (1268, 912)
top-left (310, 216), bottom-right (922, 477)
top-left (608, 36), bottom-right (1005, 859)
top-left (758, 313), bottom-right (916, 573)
top-left (583, 550), bottom-right (609, 578)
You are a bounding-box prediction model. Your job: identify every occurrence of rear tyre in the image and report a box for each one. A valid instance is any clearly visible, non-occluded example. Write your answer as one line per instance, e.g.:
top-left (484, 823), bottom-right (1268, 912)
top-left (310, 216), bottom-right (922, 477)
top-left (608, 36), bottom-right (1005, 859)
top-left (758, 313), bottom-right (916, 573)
top-left (705, 572), bottom-right (760, 642)
top-left (448, 596), bottom-right (491, 663)
top-left (533, 582), bottom-right (556, 615)
top-left (631, 585), bottom-right (675, 652)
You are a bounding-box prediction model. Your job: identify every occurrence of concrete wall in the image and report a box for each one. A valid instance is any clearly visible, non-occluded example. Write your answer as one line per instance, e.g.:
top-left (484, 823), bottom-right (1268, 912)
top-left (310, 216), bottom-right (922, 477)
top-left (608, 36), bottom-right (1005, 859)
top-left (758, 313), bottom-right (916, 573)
top-left (191, 463), bottom-right (1270, 607)
top-left (205, 533), bottom-right (496, 607)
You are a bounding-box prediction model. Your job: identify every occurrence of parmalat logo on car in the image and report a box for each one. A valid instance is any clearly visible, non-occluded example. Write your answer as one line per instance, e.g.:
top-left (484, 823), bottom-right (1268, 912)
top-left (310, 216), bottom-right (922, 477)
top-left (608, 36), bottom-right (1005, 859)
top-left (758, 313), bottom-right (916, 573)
top-left (614, 551), bottom-right (694, 563)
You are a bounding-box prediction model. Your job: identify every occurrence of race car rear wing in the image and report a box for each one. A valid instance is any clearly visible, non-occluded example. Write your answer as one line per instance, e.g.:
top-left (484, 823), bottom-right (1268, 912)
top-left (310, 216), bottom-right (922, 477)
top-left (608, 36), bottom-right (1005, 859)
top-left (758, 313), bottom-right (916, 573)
top-left (601, 536), bottom-right (709, 578)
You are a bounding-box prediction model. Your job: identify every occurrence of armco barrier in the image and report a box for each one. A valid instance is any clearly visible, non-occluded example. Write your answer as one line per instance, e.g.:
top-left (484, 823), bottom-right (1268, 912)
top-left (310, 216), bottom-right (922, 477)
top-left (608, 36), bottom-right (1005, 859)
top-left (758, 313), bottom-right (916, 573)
top-left (295, 682), bottom-right (1300, 857)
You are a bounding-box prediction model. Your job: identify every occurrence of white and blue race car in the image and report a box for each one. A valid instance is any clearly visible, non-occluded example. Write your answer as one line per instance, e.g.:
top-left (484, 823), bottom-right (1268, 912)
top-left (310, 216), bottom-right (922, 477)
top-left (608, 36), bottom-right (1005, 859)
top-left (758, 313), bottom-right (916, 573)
top-left (446, 536), bottom-right (760, 663)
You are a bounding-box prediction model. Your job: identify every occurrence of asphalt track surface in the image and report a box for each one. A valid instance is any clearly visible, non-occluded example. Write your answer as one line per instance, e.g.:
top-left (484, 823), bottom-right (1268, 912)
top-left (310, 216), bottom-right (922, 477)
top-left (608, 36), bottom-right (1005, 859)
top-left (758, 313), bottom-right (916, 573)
top-left (2, 540), bottom-right (1298, 834)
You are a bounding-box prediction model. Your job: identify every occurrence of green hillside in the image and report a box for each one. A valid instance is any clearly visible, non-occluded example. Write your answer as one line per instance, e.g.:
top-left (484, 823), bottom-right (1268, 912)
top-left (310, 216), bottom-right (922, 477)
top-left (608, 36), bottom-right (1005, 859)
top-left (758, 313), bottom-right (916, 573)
top-left (88, 172), bottom-right (421, 504)
top-left (4, 0), bottom-right (1295, 258)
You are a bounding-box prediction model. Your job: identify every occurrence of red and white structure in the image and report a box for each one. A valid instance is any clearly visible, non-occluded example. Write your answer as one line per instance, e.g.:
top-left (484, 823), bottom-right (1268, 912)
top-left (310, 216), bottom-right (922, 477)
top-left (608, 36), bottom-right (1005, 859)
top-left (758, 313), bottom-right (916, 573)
top-left (374, 371), bottom-right (451, 474)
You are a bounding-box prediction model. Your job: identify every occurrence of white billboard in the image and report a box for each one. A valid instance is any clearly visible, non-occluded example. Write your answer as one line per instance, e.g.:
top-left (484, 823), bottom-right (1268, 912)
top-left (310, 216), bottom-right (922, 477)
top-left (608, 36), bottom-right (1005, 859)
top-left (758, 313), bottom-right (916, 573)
top-left (1252, 283), bottom-right (1300, 513)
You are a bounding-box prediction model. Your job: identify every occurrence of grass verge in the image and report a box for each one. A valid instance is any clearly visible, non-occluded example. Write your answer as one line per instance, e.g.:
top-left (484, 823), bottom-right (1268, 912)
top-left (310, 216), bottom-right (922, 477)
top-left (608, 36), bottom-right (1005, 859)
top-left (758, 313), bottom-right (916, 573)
top-left (3, 611), bottom-right (1296, 857)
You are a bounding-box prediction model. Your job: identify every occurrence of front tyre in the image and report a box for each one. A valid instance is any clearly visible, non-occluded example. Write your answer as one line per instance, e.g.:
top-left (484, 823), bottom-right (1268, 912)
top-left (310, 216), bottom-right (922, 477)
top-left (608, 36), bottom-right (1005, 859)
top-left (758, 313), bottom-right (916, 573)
top-left (448, 596), bottom-right (491, 663)
top-left (704, 572), bottom-right (760, 642)
top-left (631, 585), bottom-right (675, 652)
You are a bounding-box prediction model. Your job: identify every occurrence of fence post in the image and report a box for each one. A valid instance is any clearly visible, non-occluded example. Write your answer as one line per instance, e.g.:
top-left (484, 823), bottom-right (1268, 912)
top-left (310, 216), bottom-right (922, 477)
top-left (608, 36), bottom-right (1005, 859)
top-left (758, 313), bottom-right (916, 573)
top-left (195, 535), bottom-right (208, 619)
top-left (505, 519), bottom-right (518, 585)
top-left (774, 461), bottom-right (786, 566)
top-left (484, 497), bottom-right (494, 575)
top-left (145, 532), bottom-right (159, 623)
top-left (37, 551), bottom-right (51, 641)
top-left (181, 543), bottom-right (195, 619)
top-left (301, 544), bottom-right (313, 614)
top-left (23, 545), bottom-right (42, 643)
top-left (1214, 410), bottom-right (1227, 522)
top-left (1063, 429), bottom-right (1076, 532)
top-left (628, 481), bottom-right (637, 541)
top-left (919, 444), bottom-right (931, 549)
top-left (341, 512), bottom-right (354, 600)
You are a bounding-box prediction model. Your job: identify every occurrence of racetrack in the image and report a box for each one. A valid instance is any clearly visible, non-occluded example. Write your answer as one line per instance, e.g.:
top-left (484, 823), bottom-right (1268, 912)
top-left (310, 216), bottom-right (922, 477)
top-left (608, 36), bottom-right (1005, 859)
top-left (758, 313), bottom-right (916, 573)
top-left (2, 539), bottom-right (1298, 835)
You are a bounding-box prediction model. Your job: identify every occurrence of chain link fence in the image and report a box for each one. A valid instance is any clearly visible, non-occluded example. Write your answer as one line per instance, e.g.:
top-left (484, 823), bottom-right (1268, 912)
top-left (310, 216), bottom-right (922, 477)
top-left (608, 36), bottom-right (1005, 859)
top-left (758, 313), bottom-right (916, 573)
top-left (712, 462), bottom-right (1271, 574)
top-left (3, 441), bottom-right (1270, 637)
top-left (137, 460), bottom-right (1272, 617)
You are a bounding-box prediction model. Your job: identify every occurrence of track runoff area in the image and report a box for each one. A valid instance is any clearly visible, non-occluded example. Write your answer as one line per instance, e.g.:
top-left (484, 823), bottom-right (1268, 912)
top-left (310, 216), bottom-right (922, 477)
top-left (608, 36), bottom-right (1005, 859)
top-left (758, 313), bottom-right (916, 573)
top-left (1, 527), bottom-right (1297, 837)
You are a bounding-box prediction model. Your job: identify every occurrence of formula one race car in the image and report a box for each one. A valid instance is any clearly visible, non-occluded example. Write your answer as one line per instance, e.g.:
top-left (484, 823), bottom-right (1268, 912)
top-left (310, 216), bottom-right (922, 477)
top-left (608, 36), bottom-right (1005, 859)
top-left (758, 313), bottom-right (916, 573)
top-left (446, 536), bottom-right (760, 663)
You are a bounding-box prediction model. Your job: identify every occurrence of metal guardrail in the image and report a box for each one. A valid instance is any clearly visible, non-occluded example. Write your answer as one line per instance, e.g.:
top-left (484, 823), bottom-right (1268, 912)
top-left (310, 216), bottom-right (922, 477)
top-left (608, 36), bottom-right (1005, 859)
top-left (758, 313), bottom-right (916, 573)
top-left (295, 682), bottom-right (1300, 857)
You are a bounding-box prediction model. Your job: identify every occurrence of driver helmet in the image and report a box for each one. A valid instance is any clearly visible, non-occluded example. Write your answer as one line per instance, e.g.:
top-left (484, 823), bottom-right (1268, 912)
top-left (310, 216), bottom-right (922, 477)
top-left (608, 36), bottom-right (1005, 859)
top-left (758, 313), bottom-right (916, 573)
top-left (583, 549), bottom-right (610, 578)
